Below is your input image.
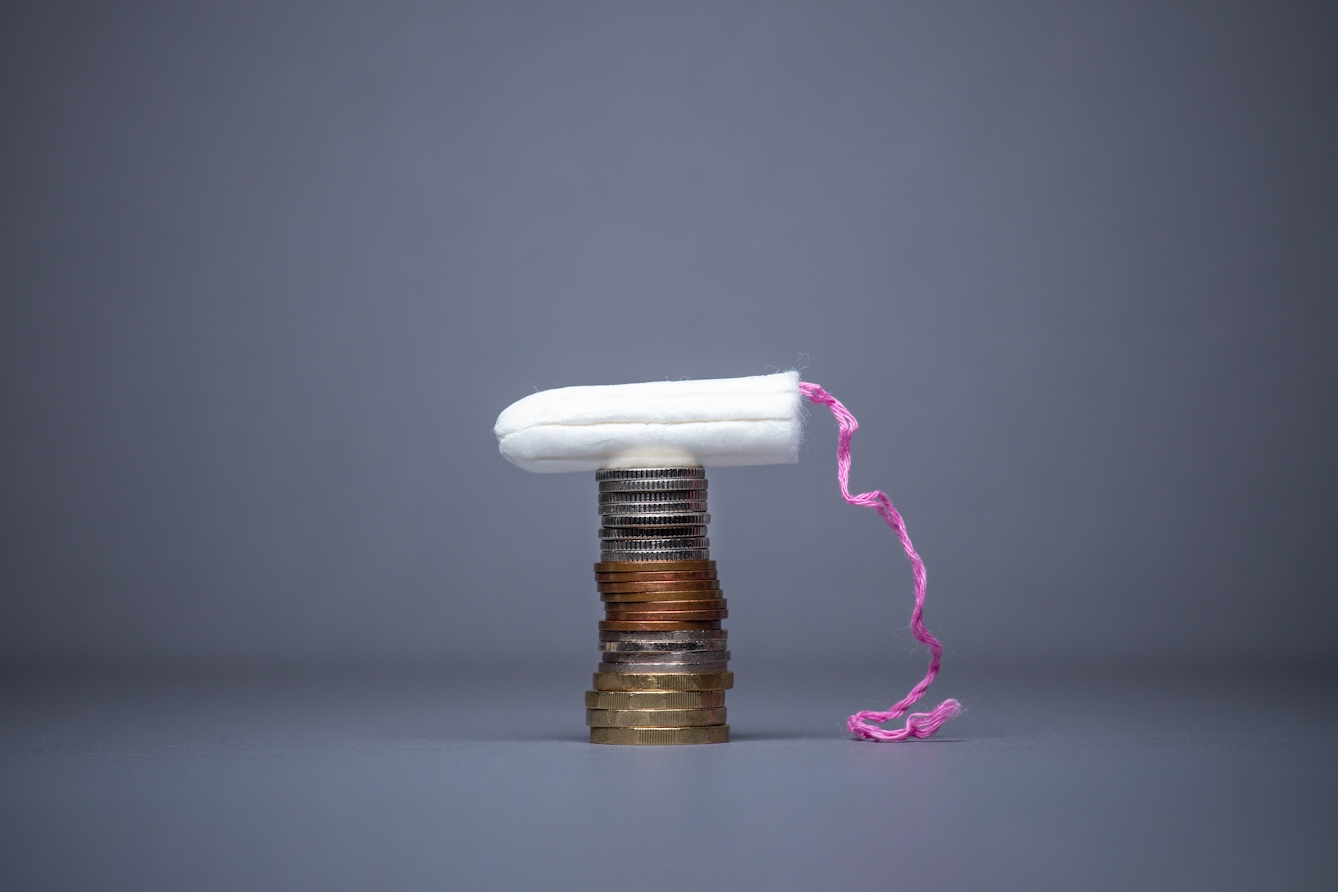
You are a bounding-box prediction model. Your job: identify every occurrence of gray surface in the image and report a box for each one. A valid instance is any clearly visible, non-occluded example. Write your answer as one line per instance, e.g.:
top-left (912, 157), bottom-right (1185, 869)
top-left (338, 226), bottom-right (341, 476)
top-left (2, 663), bottom-right (1335, 890)
top-left (3, 5), bottom-right (1335, 883)
top-left (1, 0), bottom-right (1337, 669)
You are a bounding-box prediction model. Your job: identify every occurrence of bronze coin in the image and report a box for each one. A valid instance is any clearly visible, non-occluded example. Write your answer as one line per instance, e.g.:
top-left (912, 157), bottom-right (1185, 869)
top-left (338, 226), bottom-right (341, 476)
top-left (604, 610), bottom-right (728, 622)
top-left (599, 620), bottom-right (722, 632)
top-left (597, 580), bottom-right (721, 594)
top-left (594, 570), bottom-right (718, 583)
top-left (604, 609), bottom-right (728, 622)
top-left (595, 560), bottom-right (714, 573)
top-left (603, 599), bottom-right (727, 613)
top-left (600, 590), bottom-right (725, 603)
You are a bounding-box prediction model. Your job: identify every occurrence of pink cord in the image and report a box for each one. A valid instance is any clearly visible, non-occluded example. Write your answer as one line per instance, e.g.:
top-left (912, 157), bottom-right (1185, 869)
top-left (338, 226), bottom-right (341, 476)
top-left (799, 381), bottom-right (962, 741)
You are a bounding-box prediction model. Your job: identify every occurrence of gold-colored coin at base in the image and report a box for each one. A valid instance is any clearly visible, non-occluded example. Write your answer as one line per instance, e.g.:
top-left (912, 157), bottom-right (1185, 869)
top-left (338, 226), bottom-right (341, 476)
top-left (595, 560), bottom-right (715, 573)
top-left (590, 725), bottom-right (730, 745)
top-left (586, 707), bottom-right (727, 728)
top-left (600, 589), bottom-right (724, 603)
top-left (597, 580), bottom-right (721, 593)
top-left (584, 689), bottom-right (726, 710)
top-left (593, 671), bottom-right (734, 691)
top-left (599, 620), bottom-right (721, 632)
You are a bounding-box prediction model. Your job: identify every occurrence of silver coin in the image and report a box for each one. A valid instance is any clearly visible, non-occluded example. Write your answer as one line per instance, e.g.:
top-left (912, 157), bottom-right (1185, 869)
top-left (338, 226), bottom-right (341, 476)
top-left (602, 537), bottom-right (711, 545)
top-left (599, 639), bottom-right (728, 653)
top-left (601, 650), bottom-right (731, 663)
top-left (595, 468), bottom-right (704, 482)
top-left (599, 504), bottom-right (709, 516)
top-left (598, 478), bottom-right (708, 493)
top-left (597, 661), bottom-right (730, 675)
top-left (598, 550), bottom-right (711, 561)
top-left (598, 487), bottom-right (702, 498)
top-left (601, 511), bottom-right (709, 522)
top-left (601, 550), bottom-right (710, 560)
top-left (600, 506), bottom-right (709, 517)
top-left (599, 629), bottom-right (727, 642)
top-left (601, 513), bottom-right (709, 527)
top-left (601, 551), bottom-right (710, 561)
top-left (599, 502), bottom-right (709, 515)
top-left (599, 652), bottom-right (731, 666)
top-left (599, 553), bottom-right (711, 563)
top-left (598, 526), bottom-right (706, 539)
top-left (601, 538), bottom-right (709, 551)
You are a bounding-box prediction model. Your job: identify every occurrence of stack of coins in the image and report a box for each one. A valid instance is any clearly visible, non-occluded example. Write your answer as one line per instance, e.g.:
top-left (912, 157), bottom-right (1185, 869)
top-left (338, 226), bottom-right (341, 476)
top-left (586, 467), bottom-right (732, 745)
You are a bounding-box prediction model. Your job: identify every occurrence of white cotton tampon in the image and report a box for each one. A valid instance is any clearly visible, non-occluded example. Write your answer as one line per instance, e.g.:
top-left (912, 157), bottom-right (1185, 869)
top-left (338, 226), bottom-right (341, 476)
top-left (494, 371), bottom-right (802, 473)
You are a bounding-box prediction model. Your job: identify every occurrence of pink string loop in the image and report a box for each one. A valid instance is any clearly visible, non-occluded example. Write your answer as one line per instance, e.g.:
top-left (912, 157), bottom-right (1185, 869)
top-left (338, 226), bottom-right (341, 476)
top-left (799, 381), bottom-right (962, 742)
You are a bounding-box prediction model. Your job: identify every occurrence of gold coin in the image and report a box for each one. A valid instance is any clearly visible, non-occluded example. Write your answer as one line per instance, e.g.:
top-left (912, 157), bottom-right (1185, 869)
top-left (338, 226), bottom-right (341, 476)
top-left (600, 589), bottom-right (725, 603)
top-left (597, 580), bottom-right (721, 593)
top-left (595, 560), bottom-right (715, 573)
top-left (584, 689), bottom-right (726, 709)
top-left (599, 620), bottom-right (721, 632)
top-left (593, 671), bottom-right (734, 691)
top-left (586, 707), bottom-right (727, 728)
top-left (590, 725), bottom-right (729, 745)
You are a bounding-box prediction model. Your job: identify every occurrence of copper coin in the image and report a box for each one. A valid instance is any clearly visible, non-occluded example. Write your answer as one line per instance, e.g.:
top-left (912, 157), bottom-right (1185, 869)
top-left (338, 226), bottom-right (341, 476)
top-left (604, 612), bottom-right (728, 623)
top-left (600, 589), bottom-right (725, 603)
top-left (604, 599), bottom-right (727, 613)
top-left (595, 560), bottom-right (714, 573)
top-left (597, 580), bottom-right (721, 594)
top-left (604, 606), bottom-right (728, 619)
top-left (604, 609), bottom-right (728, 622)
top-left (594, 570), bottom-right (718, 583)
top-left (597, 576), bottom-right (719, 587)
top-left (599, 620), bottom-right (722, 632)
top-left (597, 585), bottom-right (721, 596)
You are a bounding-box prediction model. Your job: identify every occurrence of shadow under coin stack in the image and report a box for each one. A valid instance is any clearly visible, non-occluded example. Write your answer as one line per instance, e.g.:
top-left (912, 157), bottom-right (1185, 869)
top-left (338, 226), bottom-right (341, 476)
top-left (586, 467), bottom-right (732, 745)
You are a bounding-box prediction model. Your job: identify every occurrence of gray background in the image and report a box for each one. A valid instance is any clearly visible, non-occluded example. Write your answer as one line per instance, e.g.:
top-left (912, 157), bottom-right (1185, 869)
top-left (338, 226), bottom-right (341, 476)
top-left (2, 3), bottom-right (1337, 889)
top-left (2, 0), bottom-right (1335, 668)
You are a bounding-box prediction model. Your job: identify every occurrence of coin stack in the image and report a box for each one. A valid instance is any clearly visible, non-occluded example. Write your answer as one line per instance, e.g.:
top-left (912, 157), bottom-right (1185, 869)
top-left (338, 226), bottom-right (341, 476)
top-left (586, 467), bottom-right (732, 745)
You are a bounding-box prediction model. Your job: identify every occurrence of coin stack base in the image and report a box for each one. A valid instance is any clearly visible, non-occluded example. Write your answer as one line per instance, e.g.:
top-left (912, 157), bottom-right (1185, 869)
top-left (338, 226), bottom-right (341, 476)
top-left (586, 468), bottom-right (730, 745)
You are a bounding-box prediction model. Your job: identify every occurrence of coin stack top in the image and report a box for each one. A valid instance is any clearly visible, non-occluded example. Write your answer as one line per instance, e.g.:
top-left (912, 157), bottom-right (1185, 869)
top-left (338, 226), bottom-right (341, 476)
top-left (597, 466), bottom-right (709, 563)
top-left (587, 468), bottom-right (730, 744)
